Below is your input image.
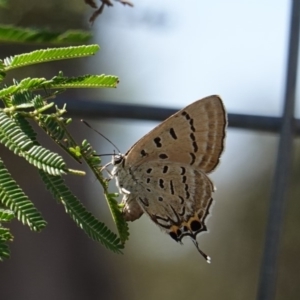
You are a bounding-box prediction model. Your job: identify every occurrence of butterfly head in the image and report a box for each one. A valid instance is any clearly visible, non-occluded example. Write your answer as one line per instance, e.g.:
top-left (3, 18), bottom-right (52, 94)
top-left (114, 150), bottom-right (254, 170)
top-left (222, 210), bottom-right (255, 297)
top-left (111, 153), bottom-right (126, 178)
top-left (112, 153), bottom-right (124, 166)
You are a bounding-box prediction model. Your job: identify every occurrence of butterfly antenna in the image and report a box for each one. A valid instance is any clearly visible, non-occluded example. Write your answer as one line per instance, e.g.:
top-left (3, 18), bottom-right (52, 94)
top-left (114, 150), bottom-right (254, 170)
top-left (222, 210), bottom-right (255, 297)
top-left (191, 238), bottom-right (211, 263)
top-left (81, 119), bottom-right (121, 153)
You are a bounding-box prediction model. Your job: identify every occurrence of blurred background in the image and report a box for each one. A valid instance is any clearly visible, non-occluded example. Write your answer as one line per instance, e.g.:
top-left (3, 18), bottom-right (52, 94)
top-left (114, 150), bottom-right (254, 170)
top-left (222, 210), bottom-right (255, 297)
top-left (1, 0), bottom-right (300, 299)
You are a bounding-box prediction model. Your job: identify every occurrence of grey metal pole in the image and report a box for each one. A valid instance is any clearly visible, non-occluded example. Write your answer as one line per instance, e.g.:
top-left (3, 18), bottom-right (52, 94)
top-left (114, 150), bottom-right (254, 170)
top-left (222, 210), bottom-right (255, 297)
top-left (55, 99), bottom-right (300, 134)
top-left (257, 1), bottom-right (300, 299)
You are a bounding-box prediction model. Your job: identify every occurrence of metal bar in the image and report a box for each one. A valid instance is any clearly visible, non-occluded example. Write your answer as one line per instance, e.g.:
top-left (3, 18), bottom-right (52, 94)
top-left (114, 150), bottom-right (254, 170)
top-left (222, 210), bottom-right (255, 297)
top-left (257, 1), bottom-right (300, 299)
top-left (55, 99), bottom-right (300, 135)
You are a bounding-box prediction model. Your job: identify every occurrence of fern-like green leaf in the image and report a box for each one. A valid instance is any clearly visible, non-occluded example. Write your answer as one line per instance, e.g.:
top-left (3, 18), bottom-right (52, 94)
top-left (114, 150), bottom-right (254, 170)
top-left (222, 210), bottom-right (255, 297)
top-left (0, 112), bottom-right (67, 175)
top-left (0, 25), bottom-right (92, 44)
top-left (24, 145), bottom-right (67, 176)
top-left (49, 74), bottom-right (119, 89)
top-left (3, 45), bottom-right (100, 71)
top-left (11, 90), bottom-right (36, 108)
top-left (39, 170), bottom-right (124, 253)
top-left (0, 111), bottom-right (34, 154)
top-left (0, 78), bottom-right (47, 97)
top-left (13, 114), bottom-right (37, 143)
top-left (0, 226), bottom-right (13, 241)
top-left (0, 209), bottom-right (14, 222)
top-left (0, 225), bottom-right (13, 261)
top-left (106, 193), bottom-right (130, 244)
top-left (0, 241), bottom-right (10, 261)
top-left (0, 74), bottom-right (118, 97)
top-left (0, 159), bottom-right (47, 231)
top-left (39, 115), bottom-right (66, 141)
top-left (0, 59), bottom-right (5, 72)
top-left (81, 139), bottom-right (101, 167)
top-left (0, 58), bottom-right (5, 81)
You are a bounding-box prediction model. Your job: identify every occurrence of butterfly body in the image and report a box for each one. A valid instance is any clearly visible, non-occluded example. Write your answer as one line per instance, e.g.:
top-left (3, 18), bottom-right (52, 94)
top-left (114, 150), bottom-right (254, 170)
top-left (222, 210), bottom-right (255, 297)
top-left (111, 95), bottom-right (227, 261)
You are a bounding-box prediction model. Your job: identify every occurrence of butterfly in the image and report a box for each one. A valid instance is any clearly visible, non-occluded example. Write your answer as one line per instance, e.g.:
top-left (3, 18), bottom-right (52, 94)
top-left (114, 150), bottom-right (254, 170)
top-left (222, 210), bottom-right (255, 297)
top-left (111, 95), bottom-right (227, 262)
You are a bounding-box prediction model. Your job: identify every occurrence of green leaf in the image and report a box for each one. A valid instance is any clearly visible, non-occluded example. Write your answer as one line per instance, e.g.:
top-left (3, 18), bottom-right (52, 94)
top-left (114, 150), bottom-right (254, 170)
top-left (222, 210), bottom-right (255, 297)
top-left (0, 74), bottom-right (118, 97)
top-left (49, 74), bottom-right (119, 89)
top-left (10, 90), bottom-right (36, 107)
top-left (0, 25), bottom-right (92, 44)
top-left (40, 171), bottom-right (124, 253)
top-left (0, 159), bottom-right (47, 231)
top-left (13, 114), bottom-right (37, 143)
top-left (0, 112), bottom-right (67, 175)
top-left (3, 45), bottom-right (100, 71)
top-left (0, 111), bottom-right (34, 154)
top-left (0, 225), bottom-right (13, 261)
top-left (69, 146), bottom-right (82, 158)
top-left (106, 193), bottom-right (130, 244)
top-left (24, 145), bottom-right (67, 176)
top-left (0, 226), bottom-right (13, 241)
top-left (39, 114), bottom-right (67, 142)
top-left (0, 239), bottom-right (11, 261)
top-left (0, 209), bottom-right (14, 222)
top-left (0, 78), bottom-right (46, 97)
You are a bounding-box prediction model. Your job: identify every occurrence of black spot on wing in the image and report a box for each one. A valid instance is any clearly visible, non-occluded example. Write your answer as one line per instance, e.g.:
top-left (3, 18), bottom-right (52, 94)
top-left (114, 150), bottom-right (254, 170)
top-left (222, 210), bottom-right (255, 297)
top-left (184, 184), bottom-right (190, 199)
top-left (178, 196), bottom-right (184, 204)
top-left (182, 111), bottom-right (191, 120)
top-left (169, 128), bottom-right (177, 139)
top-left (189, 119), bottom-right (195, 132)
top-left (182, 113), bottom-right (197, 154)
top-left (162, 165), bottom-right (169, 173)
top-left (159, 179), bottom-right (165, 188)
top-left (141, 149), bottom-right (147, 157)
top-left (190, 220), bottom-right (201, 231)
top-left (154, 137), bottom-right (162, 148)
top-left (170, 180), bottom-right (174, 194)
top-left (178, 206), bottom-right (186, 217)
top-left (189, 133), bottom-right (198, 152)
top-left (193, 141), bottom-right (198, 152)
top-left (159, 153), bottom-right (168, 159)
top-left (189, 152), bottom-right (196, 165)
top-left (169, 232), bottom-right (178, 241)
top-left (190, 132), bottom-right (196, 141)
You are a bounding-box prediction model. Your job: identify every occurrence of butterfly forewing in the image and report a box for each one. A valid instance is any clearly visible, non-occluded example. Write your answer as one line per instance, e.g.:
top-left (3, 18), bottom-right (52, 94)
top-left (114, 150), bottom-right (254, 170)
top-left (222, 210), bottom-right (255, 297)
top-left (124, 95), bottom-right (226, 173)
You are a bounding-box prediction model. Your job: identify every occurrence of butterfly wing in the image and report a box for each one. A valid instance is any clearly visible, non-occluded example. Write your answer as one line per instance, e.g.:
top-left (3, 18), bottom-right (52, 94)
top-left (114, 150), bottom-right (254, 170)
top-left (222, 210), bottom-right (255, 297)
top-left (121, 160), bottom-right (214, 260)
top-left (124, 95), bottom-right (226, 173)
top-left (118, 95), bottom-right (226, 260)
top-left (135, 162), bottom-right (214, 239)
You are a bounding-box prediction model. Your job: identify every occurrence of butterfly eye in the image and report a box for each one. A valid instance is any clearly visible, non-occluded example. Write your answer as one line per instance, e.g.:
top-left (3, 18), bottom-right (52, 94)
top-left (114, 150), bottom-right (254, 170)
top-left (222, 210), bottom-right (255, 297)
top-left (113, 154), bottom-right (124, 165)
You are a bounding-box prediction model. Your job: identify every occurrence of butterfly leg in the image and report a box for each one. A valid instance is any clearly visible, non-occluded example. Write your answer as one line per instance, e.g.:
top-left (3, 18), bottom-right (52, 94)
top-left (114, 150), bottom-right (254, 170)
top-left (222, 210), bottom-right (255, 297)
top-left (99, 162), bottom-right (114, 181)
